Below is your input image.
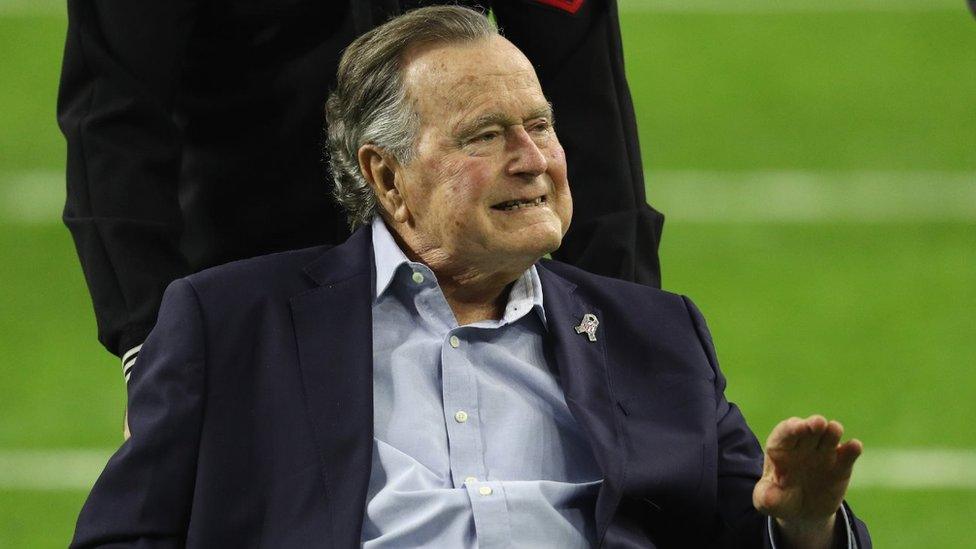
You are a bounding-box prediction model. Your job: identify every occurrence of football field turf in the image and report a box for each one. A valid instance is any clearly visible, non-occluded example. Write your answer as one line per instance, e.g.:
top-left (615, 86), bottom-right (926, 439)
top-left (1, 1), bottom-right (974, 546)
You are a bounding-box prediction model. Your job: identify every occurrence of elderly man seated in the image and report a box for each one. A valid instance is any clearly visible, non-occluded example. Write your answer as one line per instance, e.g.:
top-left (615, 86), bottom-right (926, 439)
top-left (72, 6), bottom-right (869, 548)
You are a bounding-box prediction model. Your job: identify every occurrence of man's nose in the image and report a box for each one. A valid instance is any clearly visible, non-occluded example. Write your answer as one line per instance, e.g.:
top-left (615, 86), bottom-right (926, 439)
top-left (505, 126), bottom-right (548, 178)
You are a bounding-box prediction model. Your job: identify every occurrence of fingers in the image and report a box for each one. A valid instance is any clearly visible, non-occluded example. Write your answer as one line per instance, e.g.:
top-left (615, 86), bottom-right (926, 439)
top-left (795, 415), bottom-right (828, 452)
top-left (766, 417), bottom-right (803, 450)
top-left (837, 439), bottom-right (863, 470)
top-left (767, 415), bottom-right (829, 452)
top-left (752, 478), bottom-right (785, 515)
top-left (815, 420), bottom-right (843, 451)
top-left (759, 416), bottom-right (863, 522)
top-left (766, 415), bottom-right (863, 469)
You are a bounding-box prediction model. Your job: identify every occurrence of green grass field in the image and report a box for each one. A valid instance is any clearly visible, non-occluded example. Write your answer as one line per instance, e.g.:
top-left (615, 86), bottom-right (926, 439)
top-left (1, 1), bottom-right (975, 546)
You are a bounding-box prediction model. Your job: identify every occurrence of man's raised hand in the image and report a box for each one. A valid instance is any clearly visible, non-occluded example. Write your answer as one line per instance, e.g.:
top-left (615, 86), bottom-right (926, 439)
top-left (753, 415), bottom-right (863, 548)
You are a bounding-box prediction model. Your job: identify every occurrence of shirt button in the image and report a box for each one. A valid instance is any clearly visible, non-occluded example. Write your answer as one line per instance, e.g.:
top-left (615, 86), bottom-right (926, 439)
top-left (411, 272), bottom-right (424, 284)
top-left (464, 476), bottom-right (478, 485)
top-left (454, 410), bottom-right (468, 423)
top-left (449, 335), bottom-right (460, 348)
top-left (478, 486), bottom-right (493, 496)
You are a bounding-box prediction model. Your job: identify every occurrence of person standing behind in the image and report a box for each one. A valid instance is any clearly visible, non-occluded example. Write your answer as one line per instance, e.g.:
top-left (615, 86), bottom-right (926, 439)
top-left (58, 0), bottom-right (663, 395)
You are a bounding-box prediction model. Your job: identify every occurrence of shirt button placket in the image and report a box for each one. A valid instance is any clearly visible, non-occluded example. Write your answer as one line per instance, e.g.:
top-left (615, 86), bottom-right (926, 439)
top-left (467, 481), bottom-right (511, 548)
top-left (443, 329), bottom-right (485, 490)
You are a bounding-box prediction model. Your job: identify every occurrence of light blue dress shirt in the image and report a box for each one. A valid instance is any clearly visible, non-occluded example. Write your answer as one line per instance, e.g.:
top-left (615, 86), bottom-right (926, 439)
top-left (361, 218), bottom-right (857, 547)
top-left (362, 217), bottom-right (604, 548)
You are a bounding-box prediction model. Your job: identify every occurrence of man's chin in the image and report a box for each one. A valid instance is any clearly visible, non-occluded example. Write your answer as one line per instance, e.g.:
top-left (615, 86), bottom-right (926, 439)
top-left (498, 235), bottom-right (562, 266)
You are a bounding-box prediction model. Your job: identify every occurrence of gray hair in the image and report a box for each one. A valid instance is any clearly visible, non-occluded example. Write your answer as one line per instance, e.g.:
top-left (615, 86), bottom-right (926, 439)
top-left (325, 5), bottom-right (497, 230)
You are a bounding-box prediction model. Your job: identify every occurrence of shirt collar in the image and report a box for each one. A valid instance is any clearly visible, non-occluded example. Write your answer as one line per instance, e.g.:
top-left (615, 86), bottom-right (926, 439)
top-left (370, 216), bottom-right (547, 328)
top-left (502, 263), bottom-right (547, 328)
top-left (371, 216), bottom-right (412, 300)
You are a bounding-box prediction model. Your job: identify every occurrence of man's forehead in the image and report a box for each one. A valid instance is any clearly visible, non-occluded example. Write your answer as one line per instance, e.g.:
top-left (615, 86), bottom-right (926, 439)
top-left (436, 67), bottom-right (542, 99)
top-left (403, 35), bottom-right (530, 75)
top-left (408, 39), bottom-right (538, 87)
top-left (403, 38), bottom-right (547, 124)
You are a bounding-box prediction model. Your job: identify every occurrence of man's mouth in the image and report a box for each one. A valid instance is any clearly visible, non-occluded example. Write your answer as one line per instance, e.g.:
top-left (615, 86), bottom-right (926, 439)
top-left (492, 196), bottom-right (547, 211)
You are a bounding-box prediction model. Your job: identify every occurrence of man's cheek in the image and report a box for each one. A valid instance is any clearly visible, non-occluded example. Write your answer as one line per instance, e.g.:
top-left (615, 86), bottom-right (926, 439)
top-left (546, 140), bottom-right (566, 161)
top-left (561, 198), bottom-right (573, 236)
top-left (438, 155), bottom-right (471, 181)
top-left (446, 177), bottom-right (491, 211)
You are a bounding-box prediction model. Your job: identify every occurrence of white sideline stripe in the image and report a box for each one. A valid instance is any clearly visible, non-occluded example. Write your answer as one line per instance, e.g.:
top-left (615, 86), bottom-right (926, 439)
top-left (851, 448), bottom-right (976, 490)
top-left (852, 449), bottom-right (976, 490)
top-left (0, 169), bottom-right (64, 224)
top-left (2, 169), bottom-right (975, 224)
top-left (0, 0), bottom-right (964, 17)
top-left (0, 448), bottom-right (974, 491)
top-left (0, 449), bottom-right (112, 491)
top-left (0, 0), bottom-right (61, 16)
top-left (649, 170), bottom-right (976, 223)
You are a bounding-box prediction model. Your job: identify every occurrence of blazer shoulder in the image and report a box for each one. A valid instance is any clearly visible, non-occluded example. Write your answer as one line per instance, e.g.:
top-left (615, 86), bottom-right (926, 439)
top-left (538, 259), bottom-right (708, 347)
top-left (539, 258), bottom-right (687, 310)
top-left (538, 259), bottom-right (720, 387)
top-left (184, 244), bottom-right (333, 299)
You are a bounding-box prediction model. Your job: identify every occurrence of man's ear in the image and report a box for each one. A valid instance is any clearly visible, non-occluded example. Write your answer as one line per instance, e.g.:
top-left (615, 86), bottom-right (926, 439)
top-left (358, 144), bottom-right (408, 223)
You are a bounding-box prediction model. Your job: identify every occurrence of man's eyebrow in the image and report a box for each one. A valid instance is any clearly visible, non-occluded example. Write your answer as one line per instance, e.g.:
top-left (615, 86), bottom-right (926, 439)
top-left (455, 112), bottom-right (513, 141)
top-left (454, 103), bottom-right (555, 141)
top-left (527, 103), bottom-right (555, 124)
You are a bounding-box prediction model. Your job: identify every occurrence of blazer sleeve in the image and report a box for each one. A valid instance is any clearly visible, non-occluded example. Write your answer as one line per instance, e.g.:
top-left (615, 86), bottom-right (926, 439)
top-left (681, 296), bottom-right (873, 548)
top-left (492, 0), bottom-right (664, 288)
top-left (71, 278), bottom-right (206, 548)
top-left (58, 0), bottom-right (197, 358)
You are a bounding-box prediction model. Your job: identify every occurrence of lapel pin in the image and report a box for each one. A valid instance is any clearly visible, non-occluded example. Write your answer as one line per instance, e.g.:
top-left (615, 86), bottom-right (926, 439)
top-left (574, 313), bottom-right (599, 342)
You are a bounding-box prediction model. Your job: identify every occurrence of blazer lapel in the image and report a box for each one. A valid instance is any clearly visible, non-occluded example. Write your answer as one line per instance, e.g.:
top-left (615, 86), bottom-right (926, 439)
top-left (289, 227), bottom-right (374, 548)
top-left (288, 244), bottom-right (630, 546)
top-left (537, 263), bottom-right (628, 547)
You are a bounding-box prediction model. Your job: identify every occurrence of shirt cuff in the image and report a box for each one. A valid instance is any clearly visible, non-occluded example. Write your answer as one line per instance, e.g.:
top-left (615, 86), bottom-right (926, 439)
top-left (767, 504), bottom-right (856, 549)
top-left (121, 344), bottom-right (143, 383)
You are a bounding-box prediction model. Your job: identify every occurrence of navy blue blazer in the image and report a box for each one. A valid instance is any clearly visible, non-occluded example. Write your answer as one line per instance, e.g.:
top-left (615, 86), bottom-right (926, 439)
top-left (72, 227), bottom-right (870, 548)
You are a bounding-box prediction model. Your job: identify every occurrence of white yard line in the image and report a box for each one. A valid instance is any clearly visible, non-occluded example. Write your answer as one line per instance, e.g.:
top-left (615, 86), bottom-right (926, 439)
top-left (649, 170), bottom-right (976, 223)
top-left (0, 447), bottom-right (974, 491)
top-left (0, 0), bottom-right (61, 16)
top-left (0, 449), bottom-right (112, 491)
top-left (3, 169), bottom-right (975, 225)
top-left (853, 449), bottom-right (976, 490)
top-left (0, 169), bottom-right (64, 224)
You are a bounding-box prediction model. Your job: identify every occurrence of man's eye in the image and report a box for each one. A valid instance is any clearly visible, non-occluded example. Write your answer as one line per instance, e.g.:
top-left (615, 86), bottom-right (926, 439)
top-left (474, 132), bottom-right (499, 143)
top-left (530, 120), bottom-right (552, 132)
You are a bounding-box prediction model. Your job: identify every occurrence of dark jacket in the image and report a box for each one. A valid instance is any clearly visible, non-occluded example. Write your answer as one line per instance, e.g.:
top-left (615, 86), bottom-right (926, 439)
top-left (71, 227), bottom-right (869, 547)
top-left (58, 0), bottom-right (664, 358)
